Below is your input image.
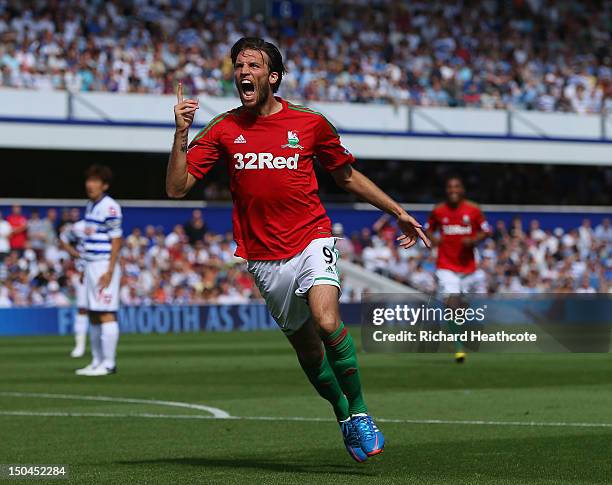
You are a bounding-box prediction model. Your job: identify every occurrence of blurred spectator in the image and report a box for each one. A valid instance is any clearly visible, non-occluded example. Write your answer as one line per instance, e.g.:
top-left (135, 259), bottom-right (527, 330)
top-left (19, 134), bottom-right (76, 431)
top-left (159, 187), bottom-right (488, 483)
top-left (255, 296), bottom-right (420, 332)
top-left (0, 211), bottom-right (11, 261)
top-left (409, 261), bottom-right (436, 293)
top-left (333, 222), bottom-right (355, 261)
top-left (184, 209), bottom-right (208, 245)
top-left (126, 227), bottom-right (148, 255)
top-left (165, 224), bottom-right (182, 247)
top-left (56, 208), bottom-right (72, 235)
top-left (44, 208), bottom-right (58, 245)
top-left (529, 220), bottom-right (546, 242)
top-left (6, 205), bottom-right (27, 253)
top-left (492, 220), bottom-right (509, 243)
top-left (46, 281), bottom-right (70, 306)
top-left (594, 218), bottom-right (612, 243)
top-left (27, 209), bottom-right (47, 252)
top-left (576, 275), bottom-right (596, 294)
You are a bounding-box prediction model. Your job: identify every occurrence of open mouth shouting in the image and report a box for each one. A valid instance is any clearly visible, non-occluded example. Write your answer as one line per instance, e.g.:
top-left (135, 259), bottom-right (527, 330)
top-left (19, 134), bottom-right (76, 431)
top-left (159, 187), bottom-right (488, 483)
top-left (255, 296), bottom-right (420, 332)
top-left (240, 79), bottom-right (256, 103)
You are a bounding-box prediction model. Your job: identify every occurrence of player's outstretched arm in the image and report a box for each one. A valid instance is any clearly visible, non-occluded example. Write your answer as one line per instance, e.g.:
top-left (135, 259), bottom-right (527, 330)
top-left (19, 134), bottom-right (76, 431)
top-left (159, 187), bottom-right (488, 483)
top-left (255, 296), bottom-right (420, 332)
top-left (166, 82), bottom-right (199, 199)
top-left (331, 164), bottom-right (431, 249)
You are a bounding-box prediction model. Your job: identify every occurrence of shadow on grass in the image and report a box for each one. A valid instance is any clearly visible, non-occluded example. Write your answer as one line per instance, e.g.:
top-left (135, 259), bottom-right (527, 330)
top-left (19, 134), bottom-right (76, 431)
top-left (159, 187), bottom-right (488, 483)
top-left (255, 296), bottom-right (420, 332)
top-left (116, 456), bottom-right (375, 477)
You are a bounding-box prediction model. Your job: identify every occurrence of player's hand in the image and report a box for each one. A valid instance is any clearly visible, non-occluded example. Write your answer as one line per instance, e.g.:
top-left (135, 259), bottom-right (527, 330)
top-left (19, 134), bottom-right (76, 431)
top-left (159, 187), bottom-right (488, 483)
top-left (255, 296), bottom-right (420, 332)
top-left (462, 237), bottom-right (476, 247)
top-left (174, 81), bottom-right (199, 133)
top-left (396, 212), bottom-right (432, 249)
top-left (98, 271), bottom-right (112, 290)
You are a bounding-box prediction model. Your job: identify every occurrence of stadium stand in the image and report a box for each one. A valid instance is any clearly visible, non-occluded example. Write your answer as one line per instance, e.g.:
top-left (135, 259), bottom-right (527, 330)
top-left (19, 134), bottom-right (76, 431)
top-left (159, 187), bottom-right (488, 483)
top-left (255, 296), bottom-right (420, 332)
top-left (0, 0), bottom-right (610, 112)
top-left (0, 205), bottom-right (609, 308)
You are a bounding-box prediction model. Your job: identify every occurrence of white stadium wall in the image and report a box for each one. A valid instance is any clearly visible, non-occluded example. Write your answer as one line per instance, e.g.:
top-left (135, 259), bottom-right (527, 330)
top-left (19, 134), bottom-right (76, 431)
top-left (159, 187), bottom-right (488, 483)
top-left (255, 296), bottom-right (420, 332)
top-left (0, 88), bottom-right (611, 165)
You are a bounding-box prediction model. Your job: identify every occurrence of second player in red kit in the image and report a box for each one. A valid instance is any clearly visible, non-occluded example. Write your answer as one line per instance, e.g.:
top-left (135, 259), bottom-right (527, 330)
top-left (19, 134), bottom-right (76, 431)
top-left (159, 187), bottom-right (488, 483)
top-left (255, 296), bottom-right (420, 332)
top-left (167, 37), bottom-right (430, 462)
top-left (426, 176), bottom-right (490, 362)
top-left (427, 189), bottom-right (489, 277)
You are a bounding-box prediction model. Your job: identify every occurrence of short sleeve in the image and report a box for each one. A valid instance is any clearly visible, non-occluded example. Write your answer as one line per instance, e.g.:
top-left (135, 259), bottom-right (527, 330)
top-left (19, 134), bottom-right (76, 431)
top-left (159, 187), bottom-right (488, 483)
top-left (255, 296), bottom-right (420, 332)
top-left (475, 208), bottom-right (490, 233)
top-left (314, 115), bottom-right (355, 172)
top-left (105, 203), bottom-right (123, 238)
top-left (425, 209), bottom-right (439, 232)
top-left (186, 120), bottom-right (224, 180)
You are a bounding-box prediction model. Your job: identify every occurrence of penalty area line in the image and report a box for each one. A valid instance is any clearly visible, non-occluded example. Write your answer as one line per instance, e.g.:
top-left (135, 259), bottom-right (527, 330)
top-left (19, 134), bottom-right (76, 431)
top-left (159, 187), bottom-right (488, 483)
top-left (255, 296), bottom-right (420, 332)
top-left (0, 410), bottom-right (611, 429)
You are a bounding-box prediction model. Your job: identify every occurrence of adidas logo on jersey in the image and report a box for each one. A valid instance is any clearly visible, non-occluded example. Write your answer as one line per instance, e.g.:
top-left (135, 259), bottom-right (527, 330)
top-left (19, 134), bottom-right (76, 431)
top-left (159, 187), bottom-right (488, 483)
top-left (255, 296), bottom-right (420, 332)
top-left (234, 134), bottom-right (247, 144)
top-left (234, 152), bottom-right (299, 170)
top-left (325, 266), bottom-right (336, 274)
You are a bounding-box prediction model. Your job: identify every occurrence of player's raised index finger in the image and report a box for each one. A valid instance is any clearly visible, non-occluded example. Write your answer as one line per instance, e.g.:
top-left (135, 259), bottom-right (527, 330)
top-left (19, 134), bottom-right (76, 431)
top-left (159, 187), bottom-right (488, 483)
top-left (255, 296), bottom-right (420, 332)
top-left (417, 228), bottom-right (432, 248)
top-left (177, 81), bottom-right (183, 103)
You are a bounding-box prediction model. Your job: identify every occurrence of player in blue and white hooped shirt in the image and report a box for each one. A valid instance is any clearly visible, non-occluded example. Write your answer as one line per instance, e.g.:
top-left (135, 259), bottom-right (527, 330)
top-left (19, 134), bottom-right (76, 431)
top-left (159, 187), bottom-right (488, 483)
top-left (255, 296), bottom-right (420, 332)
top-left (59, 218), bottom-right (89, 358)
top-left (75, 165), bottom-right (123, 377)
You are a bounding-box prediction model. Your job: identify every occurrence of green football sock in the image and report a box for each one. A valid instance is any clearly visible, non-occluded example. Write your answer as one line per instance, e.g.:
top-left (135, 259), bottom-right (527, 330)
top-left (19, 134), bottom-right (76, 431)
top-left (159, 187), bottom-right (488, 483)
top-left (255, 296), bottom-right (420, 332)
top-left (323, 322), bottom-right (368, 415)
top-left (299, 349), bottom-right (349, 421)
top-left (448, 320), bottom-right (464, 352)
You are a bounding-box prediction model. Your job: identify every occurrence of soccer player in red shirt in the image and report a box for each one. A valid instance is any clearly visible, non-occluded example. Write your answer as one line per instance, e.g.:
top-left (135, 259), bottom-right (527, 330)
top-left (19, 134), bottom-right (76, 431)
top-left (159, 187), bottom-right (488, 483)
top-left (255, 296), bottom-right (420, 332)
top-left (166, 37), bottom-right (430, 462)
top-left (426, 176), bottom-right (490, 362)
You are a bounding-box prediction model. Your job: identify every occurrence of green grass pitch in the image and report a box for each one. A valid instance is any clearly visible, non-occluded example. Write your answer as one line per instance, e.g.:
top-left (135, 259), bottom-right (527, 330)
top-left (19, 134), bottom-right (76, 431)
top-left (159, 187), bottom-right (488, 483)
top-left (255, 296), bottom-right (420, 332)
top-left (1, 329), bottom-right (611, 484)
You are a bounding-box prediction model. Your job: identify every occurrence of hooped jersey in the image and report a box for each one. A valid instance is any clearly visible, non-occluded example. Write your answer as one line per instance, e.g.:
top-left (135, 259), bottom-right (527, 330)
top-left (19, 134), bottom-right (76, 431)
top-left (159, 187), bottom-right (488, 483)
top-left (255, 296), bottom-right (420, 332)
top-left (186, 97), bottom-right (355, 260)
top-left (83, 195), bottom-right (123, 262)
top-left (60, 219), bottom-right (87, 271)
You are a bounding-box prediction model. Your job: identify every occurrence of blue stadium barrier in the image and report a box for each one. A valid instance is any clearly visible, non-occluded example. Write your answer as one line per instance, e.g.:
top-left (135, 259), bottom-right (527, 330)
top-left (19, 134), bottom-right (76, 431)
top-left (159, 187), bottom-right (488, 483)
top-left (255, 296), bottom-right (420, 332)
top-left (0, 204), bottom-right (608, 236)
top-left (0, 303), bottom-right (363, 337)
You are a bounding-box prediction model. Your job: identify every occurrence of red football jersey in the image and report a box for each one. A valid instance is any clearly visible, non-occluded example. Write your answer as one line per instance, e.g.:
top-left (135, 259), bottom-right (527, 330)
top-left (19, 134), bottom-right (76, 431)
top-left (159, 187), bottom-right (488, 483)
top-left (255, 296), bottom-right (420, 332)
top-left (186, 97), bottom-right (355, 260)
top-left (7, 214), bottom-right (27, 250)
top-left (426, 200), bottom-right (489, 274)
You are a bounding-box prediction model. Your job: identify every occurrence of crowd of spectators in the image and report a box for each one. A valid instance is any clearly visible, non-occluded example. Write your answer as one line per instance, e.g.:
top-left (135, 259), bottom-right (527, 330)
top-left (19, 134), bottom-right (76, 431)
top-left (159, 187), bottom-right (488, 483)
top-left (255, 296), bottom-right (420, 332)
top-left (0, 205), bottom-right (610, 307)
top-left (0, 0), bottom-right (611, 113)
top-left (0, 207), bottom-right (257, 307)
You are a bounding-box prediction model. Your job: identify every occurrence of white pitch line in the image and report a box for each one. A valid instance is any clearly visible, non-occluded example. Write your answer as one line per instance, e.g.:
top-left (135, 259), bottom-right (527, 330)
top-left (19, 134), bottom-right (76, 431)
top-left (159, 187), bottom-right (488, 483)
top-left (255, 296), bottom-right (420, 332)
top-left (0, 391), bottom-right (230, 418)
top-left (0, 410), bottom-right (611, 429)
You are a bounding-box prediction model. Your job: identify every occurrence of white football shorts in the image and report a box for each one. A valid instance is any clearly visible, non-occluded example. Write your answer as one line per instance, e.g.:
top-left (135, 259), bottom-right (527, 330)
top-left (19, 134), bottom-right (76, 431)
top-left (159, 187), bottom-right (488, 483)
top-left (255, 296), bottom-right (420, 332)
top-left (247, 237), bottom-right (341, 335)
top-left (436, 268), bottom-right (487, 295)
top-left (85, 260), bottom-right (121, 312)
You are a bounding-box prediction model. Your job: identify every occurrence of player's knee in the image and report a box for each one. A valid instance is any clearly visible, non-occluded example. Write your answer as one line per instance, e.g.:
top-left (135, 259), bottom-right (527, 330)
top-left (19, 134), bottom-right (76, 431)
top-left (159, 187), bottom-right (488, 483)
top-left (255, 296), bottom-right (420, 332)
top-left (312, 314), bottom-right (341, 337)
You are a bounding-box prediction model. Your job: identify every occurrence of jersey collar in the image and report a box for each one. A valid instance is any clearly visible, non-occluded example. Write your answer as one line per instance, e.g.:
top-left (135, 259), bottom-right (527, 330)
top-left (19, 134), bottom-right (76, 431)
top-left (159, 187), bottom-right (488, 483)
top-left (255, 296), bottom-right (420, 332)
top-left (445, 200), bottom-right (465, 211)
top-left (89, 193), bottom-right (108, 210)
top-left (241, 96), bottom-right (287, 121)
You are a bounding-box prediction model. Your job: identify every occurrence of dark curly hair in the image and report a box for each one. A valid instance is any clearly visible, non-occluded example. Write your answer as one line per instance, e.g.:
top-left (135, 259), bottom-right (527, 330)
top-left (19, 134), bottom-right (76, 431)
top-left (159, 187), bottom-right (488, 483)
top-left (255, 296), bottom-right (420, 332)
top-left (85, 164), bottom-right (113, 185)
top-left (231, 37), bottom-right (286, 93)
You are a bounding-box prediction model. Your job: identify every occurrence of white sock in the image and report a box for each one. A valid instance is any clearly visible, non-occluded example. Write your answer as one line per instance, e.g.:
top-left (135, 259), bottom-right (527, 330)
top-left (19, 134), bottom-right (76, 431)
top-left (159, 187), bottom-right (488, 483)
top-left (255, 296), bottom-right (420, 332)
top-left (74, 314), bottom-right (88, 346)
top-left (100, 321), bottom-right (119, 369)
top-left (90, 324), bottom-right (103, 367)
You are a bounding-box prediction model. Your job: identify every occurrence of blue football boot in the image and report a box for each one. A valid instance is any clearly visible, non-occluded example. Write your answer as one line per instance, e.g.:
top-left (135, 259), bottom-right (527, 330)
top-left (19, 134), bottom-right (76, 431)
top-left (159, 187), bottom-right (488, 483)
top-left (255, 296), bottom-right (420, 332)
top-left (351, 413), bottom-right (385, 456)
top-left (339, 418), bottom-right (368, 462)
